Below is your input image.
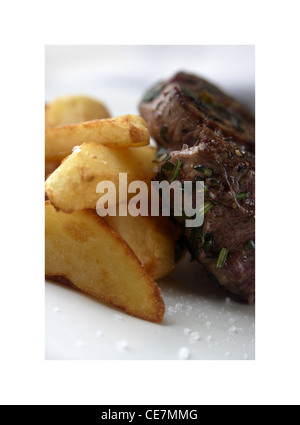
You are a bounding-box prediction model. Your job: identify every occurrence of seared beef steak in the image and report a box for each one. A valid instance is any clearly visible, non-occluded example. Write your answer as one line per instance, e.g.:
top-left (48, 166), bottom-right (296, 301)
top-left (140, 71), bottom-right (255, 154)
top-left (140, 72), bottom-right (255, 303)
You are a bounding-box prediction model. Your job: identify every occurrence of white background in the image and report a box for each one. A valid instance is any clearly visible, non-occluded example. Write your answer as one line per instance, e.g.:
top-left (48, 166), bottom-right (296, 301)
top-left (1, 0), bottom-right (300, 406)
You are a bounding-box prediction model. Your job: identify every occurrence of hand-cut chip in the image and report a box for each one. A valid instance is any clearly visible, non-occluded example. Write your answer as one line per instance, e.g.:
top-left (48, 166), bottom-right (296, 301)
top-left (45, 95), bottom-right (110, 128)
top-left (45, 201), bottom-right (165, 323)
top-left (45, 143), bottom-right (157, 212)
top-left (104, 214), bottom-right (185, 280)
top-left (45, 114), bottom-right (150, 162)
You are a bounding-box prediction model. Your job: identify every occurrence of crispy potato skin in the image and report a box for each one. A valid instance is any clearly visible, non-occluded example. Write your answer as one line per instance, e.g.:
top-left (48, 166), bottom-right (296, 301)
top-left (105, 214), bottom-right (184, 280)
top-left (45, 201), bottom-right (165, 323)
top-left (45, 114), bottom-right (150, 162)
top-left (45, 143), bottom-right (157, 212)
top-left (45, 95), bottom-right (110, 128)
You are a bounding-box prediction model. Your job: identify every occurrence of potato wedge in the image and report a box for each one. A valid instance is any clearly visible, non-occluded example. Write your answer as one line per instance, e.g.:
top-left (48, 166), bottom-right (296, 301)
top-left (45, 95), bottom-right (110, 128)
top-left (45, 201), bottom-right (165, 323)
top-left (45, 143), bottom-right (157, 212)
top-left (104, 214), bottom-right (184, 280)
top-left (45, 114), bottom-right (150, 162)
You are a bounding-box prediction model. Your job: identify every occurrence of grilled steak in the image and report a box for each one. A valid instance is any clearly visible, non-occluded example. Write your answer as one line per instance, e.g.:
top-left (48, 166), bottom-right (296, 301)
top-left (140, 72), bottom-right (255, 303)
top-left (140, 71), bottom-right (255, 154)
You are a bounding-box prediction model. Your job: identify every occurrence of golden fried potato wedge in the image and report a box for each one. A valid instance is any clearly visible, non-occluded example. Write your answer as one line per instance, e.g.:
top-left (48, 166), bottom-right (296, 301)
top-left (45, 95), bottom-right (110, 128)
top-left (104, 214), bottom-right (185, 280)
top-left (45, 143), bottom-right (157, 212)
top-left (45, 201), bottom-right (165, 323)
top-left (45, 114), bottom-right (150, 162)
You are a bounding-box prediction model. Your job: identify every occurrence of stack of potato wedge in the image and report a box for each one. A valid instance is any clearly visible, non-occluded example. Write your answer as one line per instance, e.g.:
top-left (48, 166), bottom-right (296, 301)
top-left (45, 95), bottom-right (184, 323)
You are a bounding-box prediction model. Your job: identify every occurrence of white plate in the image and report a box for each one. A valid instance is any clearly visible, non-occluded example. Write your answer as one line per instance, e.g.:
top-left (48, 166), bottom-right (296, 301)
top-left (46, 256), bottom-right (255, 360)
top-left (45, 45), bottom-right (255, 360)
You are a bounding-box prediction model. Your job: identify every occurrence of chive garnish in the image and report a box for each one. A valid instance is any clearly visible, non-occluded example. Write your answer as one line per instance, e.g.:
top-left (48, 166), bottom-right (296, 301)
top-left (202, 233), bottom-right (213, 253)
top-left (212, 101), bottom-right (225, 109)
top-left (216, 248), bottom-right (229, 269)
top-left (244, 240), bottom-right (255, 251)
top-left (236, 191), bottom-right (250, 200)
top-left (200, 90), bottom-right (213, 104)
top-left (199, 201), bottom-right (213, 216)
top-left (204, 168), bottom-right (213, 177)
top-left (170, 159), bottom-right (183, 182)
top-left (163, 161), bottom-right (175, 172)
top-left (159, 124), bottom-right (168, 141)
top-left (164, 153), bottom-right (172, 162)
top-left (194, 165), bottom-right (204, 172)
top-left (159, 155), bottom-right (173, 179)
top-left (194, 165), bottom-right (213, 177)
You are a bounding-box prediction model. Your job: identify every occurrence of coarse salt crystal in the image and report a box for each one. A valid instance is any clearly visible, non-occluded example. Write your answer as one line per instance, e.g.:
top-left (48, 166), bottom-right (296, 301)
top-left (178, 347), bottom-right (190, 360)
top-left (189, 331), bottom-right (200, 342)
top-left (229, 326), bottom-right (238, 335)
top-left (206, 321), bottom-right (212, 329)
top-left (115, 340), bottom-right (129, 351)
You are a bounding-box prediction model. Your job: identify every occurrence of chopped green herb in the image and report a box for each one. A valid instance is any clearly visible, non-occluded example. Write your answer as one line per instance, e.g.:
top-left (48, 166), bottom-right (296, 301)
top-left (200, 90), bottom-right (213, 104)
top-left (211, 102), bottom-right (232, 120)
top-left (212, 101), bottom-right (226, 110)
top-left (194, 165), bottom-right (213, 177)
top-left (159, 156), bottom-right (173, 179)
top-left (170, 159), bottom-right (183, 182)
top-left (209, 178), bottom-right (219, 186)
top-left (199, 201), bottom-right (213, 216)
top-left (164, 153), bottom-right (172, 163)
top-left (159, 124), bottom-right (168, 141)
top-left (163, 161), bottom-right (175, 172)
top-left (180, 87), bottom-right (210, 112)
top-left (236, 191), bottom-right (250, 200)
top-left (202, 233), bottom-right (213, 253)
top-left (244, 240), bottom-right (255, 251)
top-left (204, 168), bottom-right (213, 177)
top-left (216, 248), bottom-right (229, 269)
top-left (142, 83), bottom-right (162, 102)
